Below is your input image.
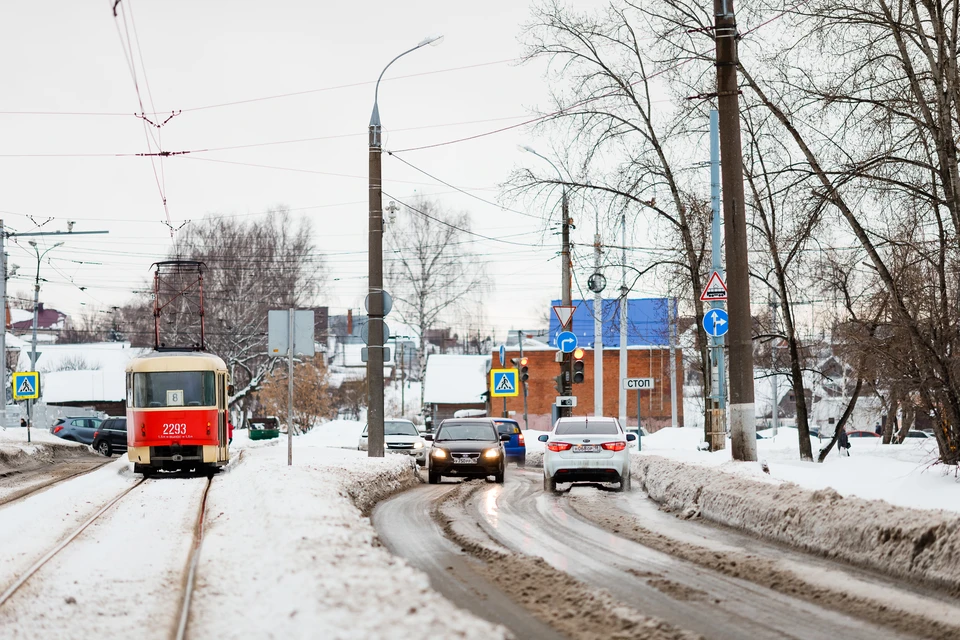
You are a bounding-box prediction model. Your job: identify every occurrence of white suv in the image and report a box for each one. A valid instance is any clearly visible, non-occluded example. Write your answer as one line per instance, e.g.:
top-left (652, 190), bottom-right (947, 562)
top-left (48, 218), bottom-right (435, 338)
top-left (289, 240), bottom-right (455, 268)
top-left (539, 417), bottom-right (636, 493)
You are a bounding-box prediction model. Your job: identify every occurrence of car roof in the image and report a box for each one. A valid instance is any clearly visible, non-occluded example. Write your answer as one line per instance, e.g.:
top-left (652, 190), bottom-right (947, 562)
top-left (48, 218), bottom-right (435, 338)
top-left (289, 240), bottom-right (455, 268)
top-left (440, 417), bottom-right (495, 423)
top-left (493, 418), bottom-right (519, 424)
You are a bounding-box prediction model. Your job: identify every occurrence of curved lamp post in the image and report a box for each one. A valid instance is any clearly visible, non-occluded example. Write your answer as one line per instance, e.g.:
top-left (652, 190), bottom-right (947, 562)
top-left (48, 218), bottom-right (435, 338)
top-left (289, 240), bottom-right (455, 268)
top-left (25, 240), bottom-right (62, 442)
top-left (367, 35), bottom-right (442, 458)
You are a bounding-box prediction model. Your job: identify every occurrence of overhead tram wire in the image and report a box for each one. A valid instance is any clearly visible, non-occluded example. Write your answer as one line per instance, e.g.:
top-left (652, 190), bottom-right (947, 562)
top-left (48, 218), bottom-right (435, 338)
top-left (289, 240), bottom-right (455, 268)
top-left (380, 193), bottom-right (536, 247)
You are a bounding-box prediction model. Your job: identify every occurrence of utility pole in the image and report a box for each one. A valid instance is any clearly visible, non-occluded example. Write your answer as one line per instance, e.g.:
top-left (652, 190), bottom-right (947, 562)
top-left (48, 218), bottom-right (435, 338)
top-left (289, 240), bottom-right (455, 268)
top-left (560, 189), bottom-right (573, 417)
top-left (287, 308), bottom-right (295, 465)
top-left (707, 110), bottom-right (727, 451)
top-left (669, 298), bottom-right (678, 428)
top-left (0, 221), bottom-right (5, 431)
top-left (367, 88), bottom-right (387, 460)
top-left (619, 212), bottom-right (628, 427)
top-left (594, 211), bottom-right (603, 417)
top-left (715, 0), bottom-right (756, 460)
top-left (518, 329), bottom-right (528, 429)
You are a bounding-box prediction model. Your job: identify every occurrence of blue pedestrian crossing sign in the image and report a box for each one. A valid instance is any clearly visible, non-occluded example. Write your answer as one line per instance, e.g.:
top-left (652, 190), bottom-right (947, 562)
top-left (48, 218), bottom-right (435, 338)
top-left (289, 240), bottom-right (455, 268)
top-left (12, 371), bottom-right (40, 401)
top-left (702, 308), bottom-right (729, 337)
top-left (490, 368), bottom-right (520, 398)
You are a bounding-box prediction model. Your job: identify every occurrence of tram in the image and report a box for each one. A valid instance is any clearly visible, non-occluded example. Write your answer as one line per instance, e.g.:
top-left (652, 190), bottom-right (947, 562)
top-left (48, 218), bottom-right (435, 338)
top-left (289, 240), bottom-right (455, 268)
top-left (126, 351), bottom-right (231, 475)
top-left (126, 260), bottom-right (232, 475)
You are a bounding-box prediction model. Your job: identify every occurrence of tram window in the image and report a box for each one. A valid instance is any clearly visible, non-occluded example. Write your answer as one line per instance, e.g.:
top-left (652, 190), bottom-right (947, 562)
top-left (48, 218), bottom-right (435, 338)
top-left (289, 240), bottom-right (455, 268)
top-left (134, 371), bottom-right (216, 408)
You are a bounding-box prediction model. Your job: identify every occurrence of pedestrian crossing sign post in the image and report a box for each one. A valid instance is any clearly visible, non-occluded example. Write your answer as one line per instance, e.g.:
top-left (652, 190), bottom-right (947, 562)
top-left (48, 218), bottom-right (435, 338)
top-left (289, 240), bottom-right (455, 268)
top-left (12, 371), bottom-right (40, 401)
top-left (490, 368), bottom-right (520, 398)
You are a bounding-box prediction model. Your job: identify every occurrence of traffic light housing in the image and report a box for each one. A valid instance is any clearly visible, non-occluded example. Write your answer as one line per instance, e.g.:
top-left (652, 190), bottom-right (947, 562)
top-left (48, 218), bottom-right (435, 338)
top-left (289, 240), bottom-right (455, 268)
top-left (519, 357), bottom-right (529, 382)
top-left (554, 372), bottom-right (565, 394)
top-left (572, 348), bottom-right (585, 384)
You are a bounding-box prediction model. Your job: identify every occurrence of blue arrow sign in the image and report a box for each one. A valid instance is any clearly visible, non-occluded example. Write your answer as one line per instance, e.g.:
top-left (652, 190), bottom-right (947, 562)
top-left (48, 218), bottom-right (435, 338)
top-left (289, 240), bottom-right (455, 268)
top-left (702, 308), bottom-right (729, 337)
top-left (557, 330), bottom-right (578, 353)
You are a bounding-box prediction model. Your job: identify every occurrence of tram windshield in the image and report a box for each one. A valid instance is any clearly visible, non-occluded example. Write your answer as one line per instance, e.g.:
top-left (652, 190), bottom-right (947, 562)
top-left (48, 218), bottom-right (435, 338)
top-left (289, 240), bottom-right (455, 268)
top-left (134, 371), bottom-right (216, 408)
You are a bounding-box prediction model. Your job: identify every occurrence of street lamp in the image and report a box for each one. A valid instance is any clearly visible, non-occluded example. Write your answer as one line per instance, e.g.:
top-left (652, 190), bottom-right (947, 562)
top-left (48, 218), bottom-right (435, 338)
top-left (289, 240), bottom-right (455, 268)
top-left (367, 35), bottom-right (442, 458)
top-left (24, 240), bottom-right (63, 441)
top-left (520, 145), bottom-right (576, 416)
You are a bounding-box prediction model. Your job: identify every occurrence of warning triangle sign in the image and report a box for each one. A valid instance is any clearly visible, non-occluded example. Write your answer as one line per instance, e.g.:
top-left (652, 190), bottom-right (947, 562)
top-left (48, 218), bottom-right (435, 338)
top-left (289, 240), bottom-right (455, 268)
top-left (553, 305), bottom-right (575, 329)
top-left (495, 374), bottom-right (515, 392)
top-left (700, 271), bottom-right (728, 301)
top-left (17, 377), bottom-right (35, 395)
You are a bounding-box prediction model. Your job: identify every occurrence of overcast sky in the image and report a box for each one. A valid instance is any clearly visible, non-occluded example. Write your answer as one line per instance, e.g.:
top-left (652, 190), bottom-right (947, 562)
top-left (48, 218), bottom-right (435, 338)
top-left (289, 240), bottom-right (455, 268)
top-left (0, 0), bottom-right (642, 341)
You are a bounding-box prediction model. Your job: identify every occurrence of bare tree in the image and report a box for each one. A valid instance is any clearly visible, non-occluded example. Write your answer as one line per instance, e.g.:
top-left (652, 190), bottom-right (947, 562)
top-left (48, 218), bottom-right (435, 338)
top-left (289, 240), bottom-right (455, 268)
top-left (257, 355), bottom-right (332, 433)
top-left (385, 197), bottom-right (485, 411)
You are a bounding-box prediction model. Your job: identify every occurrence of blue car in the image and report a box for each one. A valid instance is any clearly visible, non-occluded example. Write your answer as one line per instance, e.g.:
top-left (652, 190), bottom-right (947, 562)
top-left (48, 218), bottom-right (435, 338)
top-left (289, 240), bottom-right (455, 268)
top-left (493, 419), bottom-right (526, 466)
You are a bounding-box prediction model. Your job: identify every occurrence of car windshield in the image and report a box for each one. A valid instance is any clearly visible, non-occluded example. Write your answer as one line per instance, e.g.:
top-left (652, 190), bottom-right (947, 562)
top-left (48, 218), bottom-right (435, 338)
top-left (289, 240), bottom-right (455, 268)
top-left (385, 421), bottom-right (418, 437)
top-left (436, 422), bottom-right (497, 442)
top-left (555, 420), bottom-right (620, 435)
top-left (495, 421), bottom-right (520, 435)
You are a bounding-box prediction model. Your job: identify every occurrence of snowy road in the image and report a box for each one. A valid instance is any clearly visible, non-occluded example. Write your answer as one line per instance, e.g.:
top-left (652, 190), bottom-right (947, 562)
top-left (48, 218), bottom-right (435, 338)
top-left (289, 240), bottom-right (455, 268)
top-left (375, 468), bottom-right (953, 639)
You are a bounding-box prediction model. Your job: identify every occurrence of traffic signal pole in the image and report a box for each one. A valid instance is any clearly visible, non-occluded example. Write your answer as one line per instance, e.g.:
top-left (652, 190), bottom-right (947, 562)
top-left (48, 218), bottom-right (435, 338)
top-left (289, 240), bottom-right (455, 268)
top-left (560, 188), bottom-right (573, 417)
top-left (518, 330), bottom-right (529, 429)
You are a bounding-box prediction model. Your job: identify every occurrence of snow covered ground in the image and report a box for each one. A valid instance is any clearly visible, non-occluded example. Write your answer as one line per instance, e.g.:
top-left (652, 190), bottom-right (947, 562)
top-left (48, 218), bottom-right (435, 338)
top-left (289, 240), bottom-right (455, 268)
top-left (637, 426), bottom-right (960, 513)
top-left (190, 426), bottom-right (506, 640)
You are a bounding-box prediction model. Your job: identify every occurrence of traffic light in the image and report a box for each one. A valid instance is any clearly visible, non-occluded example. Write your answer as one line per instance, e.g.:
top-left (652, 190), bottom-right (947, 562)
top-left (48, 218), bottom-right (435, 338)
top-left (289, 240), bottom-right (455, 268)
top-left (554, 372), bottom-right (565, 394)
top-left (519, 357), bottom-right (529, 382)
top-left (572, 348), bottom-right (585, 384)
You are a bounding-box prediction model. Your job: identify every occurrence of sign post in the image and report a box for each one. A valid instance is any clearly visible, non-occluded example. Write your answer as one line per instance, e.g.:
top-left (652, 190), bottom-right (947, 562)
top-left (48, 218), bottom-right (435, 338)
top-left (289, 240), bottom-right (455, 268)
top-left (267, 309), bottom-right (315, 465)
top-left (622, 378), bottom-right (655, 450)
top-left (12, 372), bottom-right (40, 443)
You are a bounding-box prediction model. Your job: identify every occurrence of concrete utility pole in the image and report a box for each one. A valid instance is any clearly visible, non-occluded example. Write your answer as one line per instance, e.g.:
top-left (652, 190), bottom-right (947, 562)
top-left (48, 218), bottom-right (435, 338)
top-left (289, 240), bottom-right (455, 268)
top-left (707, 110), bottom-right (727, 451)
top-left (594, 210), bottom-right (603, 417)
top-left (0, 221), bottom-right (5, 431)
top-left (715, 0), bottom-right (757, 460)
top-left (669, 298), bottom-right (678, 428)
top-left (367, 36), bottom-right (441, 458)
top-left (619, 212), bottom-right (628, 427)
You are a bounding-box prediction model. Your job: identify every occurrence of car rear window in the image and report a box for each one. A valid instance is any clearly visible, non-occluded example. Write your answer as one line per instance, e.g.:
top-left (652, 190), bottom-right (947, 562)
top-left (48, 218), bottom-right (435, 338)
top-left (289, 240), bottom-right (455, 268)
top-left (495, 421), bottom-right (520, 435)
top-left (555, 420), bottom-right (620, 435)
top-left (436, 422), bottom-right (497, 442)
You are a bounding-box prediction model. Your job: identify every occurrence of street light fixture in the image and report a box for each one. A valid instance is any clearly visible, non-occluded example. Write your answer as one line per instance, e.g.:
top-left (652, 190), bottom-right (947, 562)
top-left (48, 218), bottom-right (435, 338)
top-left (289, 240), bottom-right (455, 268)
top-left (24, 240), bottom-right (63, 441)
top-left (367, 36), bottom-right (443, 458)
top-left (520, 145), bottom-right (576, 416)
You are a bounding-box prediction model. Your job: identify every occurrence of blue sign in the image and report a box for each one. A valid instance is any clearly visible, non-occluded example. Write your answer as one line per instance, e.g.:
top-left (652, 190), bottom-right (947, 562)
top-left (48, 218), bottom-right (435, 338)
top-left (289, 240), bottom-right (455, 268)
top-left (12, 371), bottom-right (40, 400)
top-left (490, 369), bottom-right (520, 397)
top-left (557, 331), bottom-right (578, 353)
top-left (702, 308), bottom-right (729, 337)
top-left (499, 344), bottom-right (506, 366)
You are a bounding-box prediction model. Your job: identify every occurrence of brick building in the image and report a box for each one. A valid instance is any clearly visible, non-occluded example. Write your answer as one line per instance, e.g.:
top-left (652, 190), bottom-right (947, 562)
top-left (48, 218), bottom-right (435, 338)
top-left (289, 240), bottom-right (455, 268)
top-left (491, 347), bottom-right (682, 431)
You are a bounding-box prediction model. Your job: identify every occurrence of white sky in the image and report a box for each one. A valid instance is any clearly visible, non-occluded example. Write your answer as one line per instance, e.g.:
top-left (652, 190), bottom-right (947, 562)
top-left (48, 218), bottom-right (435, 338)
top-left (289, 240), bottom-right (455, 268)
top-left (0, 0), bottom-right (656, 342)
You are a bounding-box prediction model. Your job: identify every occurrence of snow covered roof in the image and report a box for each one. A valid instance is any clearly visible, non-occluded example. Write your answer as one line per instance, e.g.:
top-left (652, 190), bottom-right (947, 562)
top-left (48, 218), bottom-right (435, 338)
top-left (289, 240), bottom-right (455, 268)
top-left (422, 354), bottom-right (491, 404)
top-left (18, 342), bottom-right (149, 373)
top-left (42, 370), bottom-right (126, 403)
top-left (5, 332), bottom-right (26, 349)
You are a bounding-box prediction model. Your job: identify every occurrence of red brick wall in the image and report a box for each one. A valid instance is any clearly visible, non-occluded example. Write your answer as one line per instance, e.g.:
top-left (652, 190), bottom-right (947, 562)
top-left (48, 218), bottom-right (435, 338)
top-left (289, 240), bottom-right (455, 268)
top-left (492, 348), bottom-right (682, 431)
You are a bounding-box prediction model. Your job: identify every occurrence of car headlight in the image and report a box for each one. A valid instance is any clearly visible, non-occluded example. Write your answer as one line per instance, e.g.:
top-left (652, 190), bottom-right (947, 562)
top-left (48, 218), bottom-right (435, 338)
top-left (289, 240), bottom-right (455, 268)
top-left (413, 441), bottom-right (424, 450)
top-left (431, 448), bottom-right (448, 459)
top-left (483, 448), bottom-right (500, 459)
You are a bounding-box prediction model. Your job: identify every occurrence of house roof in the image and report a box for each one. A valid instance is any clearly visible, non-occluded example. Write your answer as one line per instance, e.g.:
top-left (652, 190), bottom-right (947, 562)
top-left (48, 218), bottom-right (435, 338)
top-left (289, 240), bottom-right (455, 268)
top-left (10, 304), bottom-right (66, 331)
top-left (42, 370), bottom-right (126, 403)
top-left (423, 354), bottom-right (491, 404)
top-left (17, 342), bottom-right (149, 373)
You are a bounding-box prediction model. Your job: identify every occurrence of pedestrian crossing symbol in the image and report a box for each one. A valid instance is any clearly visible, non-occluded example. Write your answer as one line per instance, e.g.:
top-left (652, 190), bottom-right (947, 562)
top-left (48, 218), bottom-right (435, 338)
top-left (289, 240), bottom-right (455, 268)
top-left (12, 371), bottom-right (40, 401)
top-left (490, 368), bottom-right (519, 398)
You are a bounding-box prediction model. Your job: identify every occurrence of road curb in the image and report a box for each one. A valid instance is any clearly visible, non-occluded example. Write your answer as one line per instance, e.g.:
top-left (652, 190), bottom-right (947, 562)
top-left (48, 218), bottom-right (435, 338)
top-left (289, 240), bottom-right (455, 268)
top-left (632, 454), bottom-right (960, 594)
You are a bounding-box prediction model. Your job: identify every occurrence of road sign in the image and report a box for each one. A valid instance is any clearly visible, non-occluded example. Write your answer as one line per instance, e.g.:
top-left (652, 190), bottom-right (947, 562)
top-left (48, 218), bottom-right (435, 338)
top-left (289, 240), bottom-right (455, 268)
top-left (499, 344), bottom-right (506, 366)
top-left (556, 396), bottom-right (577, 407)
top-left (364, 290), bottom-right (393, 316)
top-left (12, 372), bottom-right (40, 401)
top-left (703, 308), bottom-right (729, 337)
top-left (490, 368), bottom-right (520, 397)
top-left (268, 309), bottom-right (316, 355)
top-left (553, 305), bottom-right (575, 329)
top-left (360, 320), bottom-right (391, 346)
top-left (700, 271), bottom-right (728, 301)
top-left (557, 331), bottom-right (578, 353)
top-left (622, 377), bottom-right (655, 390)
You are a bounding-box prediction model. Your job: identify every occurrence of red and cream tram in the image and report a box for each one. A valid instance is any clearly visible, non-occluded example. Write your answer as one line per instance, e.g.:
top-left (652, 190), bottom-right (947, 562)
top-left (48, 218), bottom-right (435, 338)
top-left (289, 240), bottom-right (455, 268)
top-left (126, 351), bottom-right (231, 475)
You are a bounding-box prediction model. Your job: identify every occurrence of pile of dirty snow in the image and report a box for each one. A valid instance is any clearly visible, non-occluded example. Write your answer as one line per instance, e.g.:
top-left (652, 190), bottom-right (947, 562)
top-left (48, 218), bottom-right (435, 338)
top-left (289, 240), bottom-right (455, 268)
top-left (191, 438), bottom-right (505, 639)
top-left (0, 428), bottom-right (94, 473)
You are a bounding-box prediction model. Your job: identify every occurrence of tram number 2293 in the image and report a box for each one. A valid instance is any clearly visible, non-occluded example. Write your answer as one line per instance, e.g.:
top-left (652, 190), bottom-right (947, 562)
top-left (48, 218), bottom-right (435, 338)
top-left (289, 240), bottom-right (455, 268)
top-left (162, 423), bottom-right (188, 436)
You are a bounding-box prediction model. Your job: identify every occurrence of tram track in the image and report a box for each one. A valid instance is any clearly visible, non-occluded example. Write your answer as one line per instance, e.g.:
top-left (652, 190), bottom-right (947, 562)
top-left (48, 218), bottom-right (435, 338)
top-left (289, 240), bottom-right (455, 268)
top-left (175, 474), bottom-right (214, 640)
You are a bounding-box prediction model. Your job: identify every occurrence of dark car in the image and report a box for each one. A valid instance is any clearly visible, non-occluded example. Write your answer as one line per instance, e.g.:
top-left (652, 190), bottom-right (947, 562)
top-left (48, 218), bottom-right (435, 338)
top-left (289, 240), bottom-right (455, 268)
top-left (425, 418), bottom-right (510, 484)
top-left (92, 417), bottom-right (127, 456)
top-left (50, 416), bottom-right (103, 445)
top-left (493, 418), bottom-right (526, 466)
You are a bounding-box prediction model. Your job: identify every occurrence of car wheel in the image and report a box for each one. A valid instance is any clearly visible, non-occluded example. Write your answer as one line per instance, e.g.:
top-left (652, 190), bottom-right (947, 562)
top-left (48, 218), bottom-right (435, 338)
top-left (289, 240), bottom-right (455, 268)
top-left (495, 470), bottom-right (505, 484)
top-left (543, 473), bottom-right (557, 493)
top-left (618, 472), bottom-right (631, 492)
top-left (96, 440), bottom-right (112, 456)
top-left (516, 458), bottom-right (525, 468)
top-left (428, 470), bottom-right (440, 484)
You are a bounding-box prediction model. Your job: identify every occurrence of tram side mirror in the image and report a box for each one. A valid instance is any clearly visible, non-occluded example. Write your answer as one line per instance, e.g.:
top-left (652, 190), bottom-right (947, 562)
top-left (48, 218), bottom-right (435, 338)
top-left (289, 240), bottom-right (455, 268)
top-left (227, 384), bottom-right (235, 396)
top-left (538, 434), bottom-right (549, 442)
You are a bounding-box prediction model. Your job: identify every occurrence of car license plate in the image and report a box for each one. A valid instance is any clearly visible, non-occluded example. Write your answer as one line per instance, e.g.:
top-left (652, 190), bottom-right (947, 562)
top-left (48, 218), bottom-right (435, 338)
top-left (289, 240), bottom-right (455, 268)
top-left (573, 445), bottom-right (601, 453)
top-left (453, 457), bottom-right (474, 464)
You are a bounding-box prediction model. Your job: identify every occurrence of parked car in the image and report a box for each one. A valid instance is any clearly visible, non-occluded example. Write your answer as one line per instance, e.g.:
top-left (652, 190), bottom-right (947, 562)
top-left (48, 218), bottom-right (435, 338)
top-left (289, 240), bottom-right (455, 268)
top-left (358, 419), bottom-right (427, 465)
top-left (50, 416), bottom-right (103, 445)
top-left (624, 426), bottom-right (651, 447)
top-left (425, 418), bottom-right (508, 484)
top-left (92, 417), bottom-right (127, 456)
top-left (540, 416), bottom-right (636, 493)
top-left (493, 418), bottom-right (526, 466)
top-left (846, 430), bottom-right (881, 438)
top-left (902, 430), bottom-right (932, 439)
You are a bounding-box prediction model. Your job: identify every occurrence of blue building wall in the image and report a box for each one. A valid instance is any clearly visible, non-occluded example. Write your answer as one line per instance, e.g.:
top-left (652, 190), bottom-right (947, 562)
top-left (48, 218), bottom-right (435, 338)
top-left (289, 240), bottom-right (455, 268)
top-left (549, 298), bottom-right (674, 348)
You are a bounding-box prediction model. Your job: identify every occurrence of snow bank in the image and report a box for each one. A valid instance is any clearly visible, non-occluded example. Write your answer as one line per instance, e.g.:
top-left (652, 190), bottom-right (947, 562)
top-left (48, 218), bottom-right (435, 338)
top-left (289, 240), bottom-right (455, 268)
top-left (631, 454), bottom-right (960, 593)
top-left (0, 428), bottom-right (92, 473)
top-left (298, 419), bottom-right (364, 449)
top-left (190, 434), bottom-right (505, 639)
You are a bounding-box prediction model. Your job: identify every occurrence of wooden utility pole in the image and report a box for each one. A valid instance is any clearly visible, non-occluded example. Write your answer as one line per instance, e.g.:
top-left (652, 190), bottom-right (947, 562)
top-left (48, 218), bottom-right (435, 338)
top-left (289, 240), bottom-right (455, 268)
top-left (714, 0), bottom-right (757, 460)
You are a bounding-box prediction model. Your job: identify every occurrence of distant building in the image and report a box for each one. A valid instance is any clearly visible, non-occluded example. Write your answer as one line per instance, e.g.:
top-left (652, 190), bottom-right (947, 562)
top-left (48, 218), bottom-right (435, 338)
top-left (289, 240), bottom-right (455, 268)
top-left (10, 303), bottom-right (68, 341)
top-left (422, 354), bottom-right (490, 425)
